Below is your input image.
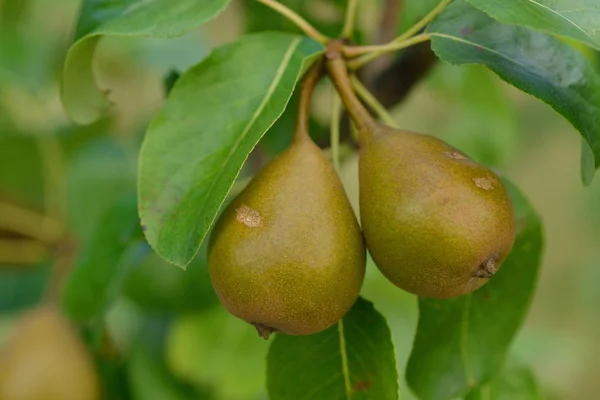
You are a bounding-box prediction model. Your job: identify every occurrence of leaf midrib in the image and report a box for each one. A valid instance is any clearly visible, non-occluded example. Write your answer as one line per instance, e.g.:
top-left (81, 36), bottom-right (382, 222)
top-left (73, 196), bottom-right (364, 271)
top-left (182, 37), bottom-right (303, 264)
top-left (460, 294), bottom-right (477, 388)
top-left (429, 33), bottom-right (527, 69)
top-left (523, 0), bottom-right (594, 40)
top-left (338, 319), bottom-right (352, 400)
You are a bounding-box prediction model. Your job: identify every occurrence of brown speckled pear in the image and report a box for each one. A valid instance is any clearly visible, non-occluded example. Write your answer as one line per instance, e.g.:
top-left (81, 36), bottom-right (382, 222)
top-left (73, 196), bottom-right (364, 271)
top-left (0, 305), bottom-right (101, 400)
top-left (359, 124), bottom-right (516, 298)
top-left (325, 52), bottom-right (515, 299)
top-left (208, 133), bottom-right (366, 338)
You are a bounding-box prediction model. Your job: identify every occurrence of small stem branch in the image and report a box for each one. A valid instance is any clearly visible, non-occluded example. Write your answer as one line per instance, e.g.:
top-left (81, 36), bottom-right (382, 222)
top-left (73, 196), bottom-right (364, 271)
top-left (325, 43), bottom-right (375, 137)
top-left (344, 0), bottom-right (449, 69)
top-left (396, 0), bottom-right (450, 43)
top-left (257, 0), bottom-right (330, 44)
top-left (346, 33), bottom-right (431, 69)
top-left (351, 77), bottom-right (398, 128)
top-left (330, 91), bottom-right (342, 172)
top-left (295, 59), bottom-right (325, 139)
top-left (0, 202), bottom-right (63, 244)
top-left (341, 0), bottom-right (359, 39)
top-left (0, 239), bottom-right (48, 265)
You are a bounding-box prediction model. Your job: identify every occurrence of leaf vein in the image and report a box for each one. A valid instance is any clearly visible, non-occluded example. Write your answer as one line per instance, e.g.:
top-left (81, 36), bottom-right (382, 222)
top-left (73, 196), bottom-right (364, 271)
top-left (523, 0), bottom-right (594, 40)
top-left (338, 320), bottom-right (353, 399)
top-left (460, 294), bottom-right (477, 387)
top-left (186, 37), bottom-right (303, 261)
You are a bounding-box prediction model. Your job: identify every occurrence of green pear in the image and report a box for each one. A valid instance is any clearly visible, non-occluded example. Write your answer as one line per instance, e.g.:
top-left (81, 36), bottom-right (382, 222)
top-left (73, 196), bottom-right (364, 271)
top-left (0, 305), bottom-right (101, 400)
top-left (359, 125), bottom-right (515, 298)
top-left (325, 54), bottom-right (515, 299)
top-left (208, 133), bottom-right (366, 338)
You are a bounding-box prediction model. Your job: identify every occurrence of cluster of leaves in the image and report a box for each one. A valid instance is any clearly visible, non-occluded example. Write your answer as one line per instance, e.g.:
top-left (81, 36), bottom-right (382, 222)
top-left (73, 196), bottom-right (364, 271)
top-left (2, 0), bottom-right (600, 399)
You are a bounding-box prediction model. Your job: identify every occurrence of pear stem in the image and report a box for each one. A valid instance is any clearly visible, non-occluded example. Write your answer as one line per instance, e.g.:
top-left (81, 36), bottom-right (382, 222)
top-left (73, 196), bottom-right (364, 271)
top-left (330, 90), bottom-right (342, 172)
top-left (325, 42), bottom-right (376, 143)
top-left (295, 59), bottom-right (324, 140)
top-left (350, 76), bottom-right (398, 128)
top-left (256, 0), bottom-right (330, 44)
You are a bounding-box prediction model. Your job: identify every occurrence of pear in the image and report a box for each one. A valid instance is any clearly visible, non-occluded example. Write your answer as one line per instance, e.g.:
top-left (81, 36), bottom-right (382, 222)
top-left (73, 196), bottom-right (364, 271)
top-left (209, 61), bottom-right (365, 338)
top-left (208, 131), bottom-right (366, 338)
top-left (0, 305), bottom-right (101, 400)
top-left (326, 53), bottom-right (515, 299)
top-left (359, 125), bottom-right (515, 298)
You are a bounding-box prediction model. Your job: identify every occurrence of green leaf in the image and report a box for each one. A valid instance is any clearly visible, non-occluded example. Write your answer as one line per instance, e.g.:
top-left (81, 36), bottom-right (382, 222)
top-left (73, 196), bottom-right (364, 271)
top-left (129, 345), bottom-right (206, 400)
top-left (0, 136), bottom-right (44, 209)
top-left (67, 138), bottom-right (137, 242)
top-left (267, 297), bottom-right (398, 400)
top-left (138, 32), bottom-right (323, 268)
top-left (61, 0), bottom-right (231, 124)
top-left (245, 0), bottom-right (363, 42)
top-left (61, 193), bottom-right (145, 322)
top-left (465, 359), bottom-right (543, 400)
top-left (0, 262), bottom-right (51, 313)
top-left (122, 242), bottom-right (218, 314)
top-left (0, 0), bottom-right (30, 28)
top-left (406, 179), bottom-right (544, 400)
top-left (427, 64), bottom-right (519, 167)
top-left (581, 139), bottom-right (596, 185)
top-left (0, 124), bottom-right (111, 211)
top-left (397, 0), bottom-right (441, 34)
top-left (428, 0), bottom-right (600, 184)
top-left (465, 0), bottom-right (600, 50)
top-left (166, 309), bottom-right (269, 400)
top-left (94, 350), bottom-right (132, 400)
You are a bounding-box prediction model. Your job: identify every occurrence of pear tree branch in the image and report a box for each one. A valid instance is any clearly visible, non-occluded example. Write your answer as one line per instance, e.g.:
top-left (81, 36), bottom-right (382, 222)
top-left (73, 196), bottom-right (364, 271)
top-left (330, 91), bottom-right (342, 172)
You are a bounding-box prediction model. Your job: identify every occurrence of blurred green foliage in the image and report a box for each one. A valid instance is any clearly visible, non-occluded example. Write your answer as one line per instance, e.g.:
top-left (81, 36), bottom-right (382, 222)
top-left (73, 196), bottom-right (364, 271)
top-left (0, 1), bottom-right (599, 399)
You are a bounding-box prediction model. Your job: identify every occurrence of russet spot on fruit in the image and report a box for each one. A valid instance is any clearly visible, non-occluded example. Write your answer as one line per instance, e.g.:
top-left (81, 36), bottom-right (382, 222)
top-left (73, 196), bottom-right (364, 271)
top-left (208, 134), bottom-right (366, 338)
top-left (207, 62), bottom-right (366, 339)
top-left (358, 125), bottom-right (515, 298)
top-left (326, 51), bottom-right (515, 299)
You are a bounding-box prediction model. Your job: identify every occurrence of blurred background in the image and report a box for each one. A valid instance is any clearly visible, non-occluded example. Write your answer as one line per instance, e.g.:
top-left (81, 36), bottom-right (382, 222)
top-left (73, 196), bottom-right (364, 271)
top-left (1, 0), bottom-right (599, 399)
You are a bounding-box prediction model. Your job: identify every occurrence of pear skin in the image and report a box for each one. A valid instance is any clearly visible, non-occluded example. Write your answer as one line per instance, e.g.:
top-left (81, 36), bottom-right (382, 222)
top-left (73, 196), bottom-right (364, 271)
top-left (359, 125), bottom-right (515, 298)
top-left (208, 134), bottom-right (366, 338)
top-left (0, 305), bottom-right (101, 400)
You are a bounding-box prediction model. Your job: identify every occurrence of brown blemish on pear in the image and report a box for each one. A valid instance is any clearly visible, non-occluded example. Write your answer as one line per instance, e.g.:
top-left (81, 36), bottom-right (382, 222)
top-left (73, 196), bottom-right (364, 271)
top-left (208, 135), bottom-right (366, 336)
top-left (358, 125), bottom-right (515, 298)
top-left (473, 176), bottom-right (496, 191)
top-left (325, 52), bottom-right (515, 299)
top-left (208, 59), bottom-right (365, 337)
top-left (444, 151), bottom-right (469, 160)
top-left (236, 205), bottom-right (263, 228)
